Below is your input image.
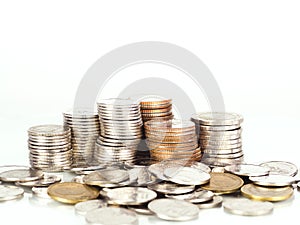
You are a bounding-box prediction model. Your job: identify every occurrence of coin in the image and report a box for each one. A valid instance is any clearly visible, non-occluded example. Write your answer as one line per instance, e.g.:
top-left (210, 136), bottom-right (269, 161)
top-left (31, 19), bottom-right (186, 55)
top-left (191, 112), bottom-right (243, 125)
top-left (225, 164), bottom-right (270, 177)
top-left (223, 198), bottom-right (273, 216)
top-left (259, 161), bottom-right (298, 177)
top-left (31, 187), bottom-right (51, 199)
top-left (105, 187), bottom-right (157, 206)
top-left (147, 182), bottom-right (195, 194)
top-left (28, 125), bottom-right (70, 137)
top-left (0, 165), bottom-right (30, 174)
top-left (47, 182), bottom-right (99, 204)
top-left (241, 183), bottom-right (294, 202)
top-left (196, 196), bottom-right (223, 209)
top-left (212, 167), bottom-right (225, 173)
top-left (127, 205), bottom-right (154, 215)
top-left (85, 207), bottom-right (138, 225)
top-left (164, 167), bottom-right (210, 186)
top-left (148, 199), bottom-right (199, 221)
top-left (165, 188), bottom-right (214, 203)
top-left (15, 174), bottom-right (61, 187)
top-left (75, 199), bottom-right (107, 215)
top-left (0, 168), bottom-right (44, 182)
top-left (0, 185), bottom-right (24, 202)
top-left (250, 174), bottom-right (296, 187)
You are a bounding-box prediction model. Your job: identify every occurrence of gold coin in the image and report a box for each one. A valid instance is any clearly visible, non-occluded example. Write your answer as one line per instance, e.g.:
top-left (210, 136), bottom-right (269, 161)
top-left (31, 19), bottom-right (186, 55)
top-left (201, 172), bottom-right (244, 194)
top-left (47, 182), bottom-right (99, 204)
top-left (241, 183), bottom-right (294, 202)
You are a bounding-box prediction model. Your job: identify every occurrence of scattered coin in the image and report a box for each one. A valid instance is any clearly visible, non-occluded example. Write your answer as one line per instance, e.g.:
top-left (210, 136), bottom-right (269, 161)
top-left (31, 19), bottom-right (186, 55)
top-left (147, 182), bottom-right (195, 195)
top-left (249, 175), bottom-right (296, 187)
top-left (75, 199), bottom-right (107, 215)
top-left (241, 183), bottom-right (294, 202)
top-left (0, 185), bottom-right (24, 202)
top-left (196, 196), bottom-right (223, 209)
top-left (127, 205), bottom-right (154, 215)
top-left (212, 167), bottom-right (225, 173)
top-left (0, 165), bottom-right (29, 174)
top-left (223, 198), bottom-right (273, 216)
top-left (15, 174), bottom-right (61, 187)
top-left (47, 182), bottom-right (99, 204)
top-left (0, 168), bottom-right (44, 182)
top-left (259, 161), bottom-right (298, 177)
top-left (165, 188), bottom-right (214, 203)
top-left (225, 164), bottom-right (270, 177)
top-left (32, 187), bottom-right (51, 199)
top-left (85, 207), bottom-right (138, 225)
top-left (148, 199), bottom-right (199, 221)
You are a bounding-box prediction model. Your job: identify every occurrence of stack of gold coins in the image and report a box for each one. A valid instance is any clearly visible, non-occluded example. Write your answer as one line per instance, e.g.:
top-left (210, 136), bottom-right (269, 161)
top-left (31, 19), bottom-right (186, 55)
top-left (191, 112), bottom-right (244, 167)
top-left (95, 98), bottom-right (143, 164)
top-left (63, 109), bottom-right (100, 167)
top-left (140, 98), bottom-right (173, 123)
top-left (28, 125), bottom-right (72, 171)
top-left (144, 119), bottom-right (201, 162)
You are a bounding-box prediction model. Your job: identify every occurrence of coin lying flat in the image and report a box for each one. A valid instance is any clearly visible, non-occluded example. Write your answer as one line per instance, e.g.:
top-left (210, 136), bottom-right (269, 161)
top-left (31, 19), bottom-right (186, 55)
top-left (191, 112), bottom-right (243, 125)
top-left (201, 172), bottom-right (244, 194)
top-left (15, 175), bottom-right (61, 187)
top-left (85, 207), bottom-right (138, 225)
top-left (148, 199), bottom-right (199, 221)
top-left (32, 187), bottom-right (51, 199)
top-left (0, 185), bottom-right (24, 202)
top-left (223, 198), bottom-right (273, 216)
top-left (241, 183), bottom-right (294, 202)
top-left (196, 196), bottom-right (223, 209)
top-left (105, 187), bottom-right (157, 206)
top-left (0, 165), bottom-right (29, 174)
top-left (165, 188), bottom-right (214, 203)
top-left (127, 205), bottom-right (154, 215)
top-left (147, 182), bottom-right (195, 195)
top-left (225, 164), bottom-right (270, 177)
top-left (0, 169), bottom-right (44, 182)
top-left (259, 161), bottom-right (298, 177)
top-left (249, 175), bottom-right (296, 187)
top-left (212, 167), bottom-right (225, 173)
top-left (47, 182), bottom-right (99, 204)
top-left (75, 199), bottom-right (107, 215)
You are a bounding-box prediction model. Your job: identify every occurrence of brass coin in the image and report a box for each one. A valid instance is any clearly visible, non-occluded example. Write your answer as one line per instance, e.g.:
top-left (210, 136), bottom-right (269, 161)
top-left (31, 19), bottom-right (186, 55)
top-left (241, 183), bottom-right (294, 202)
top-left (201, 172), bottom-right (244, 194)
top-left (47, 182), bottom-right (99, 204)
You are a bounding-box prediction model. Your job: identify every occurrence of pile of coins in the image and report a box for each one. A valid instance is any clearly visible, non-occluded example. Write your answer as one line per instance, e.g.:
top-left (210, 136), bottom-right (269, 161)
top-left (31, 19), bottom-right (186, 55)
top-left (63, 109), bottom-right (100, 167)
top-left (191, 112), bottom-right (244, 167)
top-left (144, 119), bottom-right (201, 162)
top-left (28, 125), bottom-right (72, 171)
top-left (139, 98), bottom-right (173, 122)
top-left (95, 99), bottom-right (143, 163)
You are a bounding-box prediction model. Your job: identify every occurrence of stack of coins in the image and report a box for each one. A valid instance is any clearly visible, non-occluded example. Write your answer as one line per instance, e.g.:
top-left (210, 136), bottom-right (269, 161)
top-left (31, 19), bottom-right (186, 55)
top-left (63, 109), bottom-right (100, 167)
top-left (139, 98), bottom-right (173, 122)
top-left (95, 99), bottom-right (143, 163)
top-left (28, 125), bottom-right (72, 171)
top-left (144, 119), bottom-right (201, 162)
top-left (191, 112), bottom-right (244, 167)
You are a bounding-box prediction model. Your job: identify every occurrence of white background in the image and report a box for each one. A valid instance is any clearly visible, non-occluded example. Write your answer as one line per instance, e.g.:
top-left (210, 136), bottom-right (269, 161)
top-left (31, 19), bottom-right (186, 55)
top-left (0, 0), bottom-right (300, 225)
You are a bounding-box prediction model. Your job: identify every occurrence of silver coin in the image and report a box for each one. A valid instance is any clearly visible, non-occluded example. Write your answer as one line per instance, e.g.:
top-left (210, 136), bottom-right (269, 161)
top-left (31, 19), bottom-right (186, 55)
top-left (148, 199), bottom-right (199, 221)
top-left (75, 199), bottom-right (107, 215)
top-left (148, 163), bottom-right (175, 180)
top-left (0, 185), bottom-right (24, 201)
top-left (15, 175), bottom-right (61, 187)
top-left (212, 167), bottom-right (225, 173)
top-left (106, 187), bottom-right (157, 205)
top-left (85, 207), bottom-right (138, 225)
top-left (249, 175), bottom-right (296, 187)
top-left (127, 205), bottom-right (154, 215)
top-left (164, 167), bottom-right (210, 186)
top-left (165, 188), bottom-right (214, 203)
top-left (196, 196), bottom-right (223, 209)
top-left (28, 125), bottom-right (70, 136)
top-left (0, 165), bottom-right (29, 174)
top-left (259, 161), bottom-right (298, 177)
top-left (204, 151), bottom-right (244, 159)
top-left (189, 162), bottom-right (211, 173)
top-left (191, 112), bottom-right (243, 125)
top-left (225, 164), bottom-right (270, 177)
top-left (31, 187), bottom-right (51, 199)
top-left (147, 182), bottom-right (195, 194)
top-left (0, 169), bottom-right (44, 182)
top-left (223, 198), bottom-right (273, 216)
top-left (199, 124), bottom-right (241, 131)
top-left (201, 138), bottom-right (242, 146)
top-left (200, 128), bottom-right (242, 136)
top-left (203, 147), bottom-right (242, 154)
top-left (71, 175), bottom-right (85, 184)
top-left (83, 170), bottom-right (130, 187)
top-left (202, 156), bottom-right (244, 167)
top-left (200, 133), bottom-right (241, 140)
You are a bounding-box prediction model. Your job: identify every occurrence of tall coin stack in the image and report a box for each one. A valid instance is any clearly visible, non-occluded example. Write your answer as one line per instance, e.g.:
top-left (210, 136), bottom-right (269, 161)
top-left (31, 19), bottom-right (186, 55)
top-left (191, 112), bottom-right (244, 167)
top-left (95, 99), bottom-right (143, 164)
top-left (63, 109), bottom-right (100, 167)
top-left (139, 98), bottom-right (173, 122)
top-left (28, 125), bottom-right (72, 171)
top-left (144, 119), bottom-right (201, 162)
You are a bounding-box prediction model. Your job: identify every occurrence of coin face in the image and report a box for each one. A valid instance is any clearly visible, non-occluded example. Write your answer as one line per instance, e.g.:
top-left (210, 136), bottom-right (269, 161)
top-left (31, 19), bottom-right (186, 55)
top-left (31, 187), bottom-right (51, 199)
top-left (196, 196), bottom-right (223, 209)
top-left (148, 199), bottom-right (199, 221)
top-left (47, 182), bottom-right (99, 204)
top-left (241, 183), bottom-right (294, 202)
top-left (249, 175), bottom-right (296, 187)
top-left (85, 207), bottom-right (138, 225)
top-left (223, 198), bottom-right (273, 216)
top-left (147, 182), bottom-right (195, 195)
top-left (16, 175), bottom-right (61, 187)
top-left (0, 185), bottom-right (24, 202)
top-left (28, 125), bottom-right (70, 136)
top-left (225, 164), bottom-right (270, 177)
top-left (191, 112), bottom-right (243, 125)
top-left (165, 188), bottom-right (214, 203)
top-left (201, 172), bottom-right (244, 194)
top-left (75, 199), bottom-right (107, 215)
top-left (0, 169), bottom-right (44, 182)
top-left (259, 161), bottom-right (298, 177)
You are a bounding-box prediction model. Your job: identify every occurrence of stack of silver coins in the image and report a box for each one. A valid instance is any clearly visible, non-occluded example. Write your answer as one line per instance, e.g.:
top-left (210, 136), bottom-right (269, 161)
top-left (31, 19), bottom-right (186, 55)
top-left (95, 99), bottom-right (143, 163)
top-left (63, 109), bottom-right (100, 167)
top-left (191, 112), bottom-right (244, 167)
top-left (144, 119), bottom-right (201, 162)
top-left (28, 125), bottom-right (72, 171)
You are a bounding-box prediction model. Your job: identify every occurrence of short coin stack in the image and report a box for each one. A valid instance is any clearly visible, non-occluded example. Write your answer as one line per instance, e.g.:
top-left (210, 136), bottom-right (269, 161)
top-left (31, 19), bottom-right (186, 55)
top-left (144, 119), bottom-right (201, 162)
top-left (28, 125), bottom-right (72, 171)
top-left (191, 112), bottom-right (244, 167)
top-left (139, 98), bottom-right (173, 123)
top-left (95, 99), bottom-right (143, 164)
top-left (63, 109), bottom-right (100, 167)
